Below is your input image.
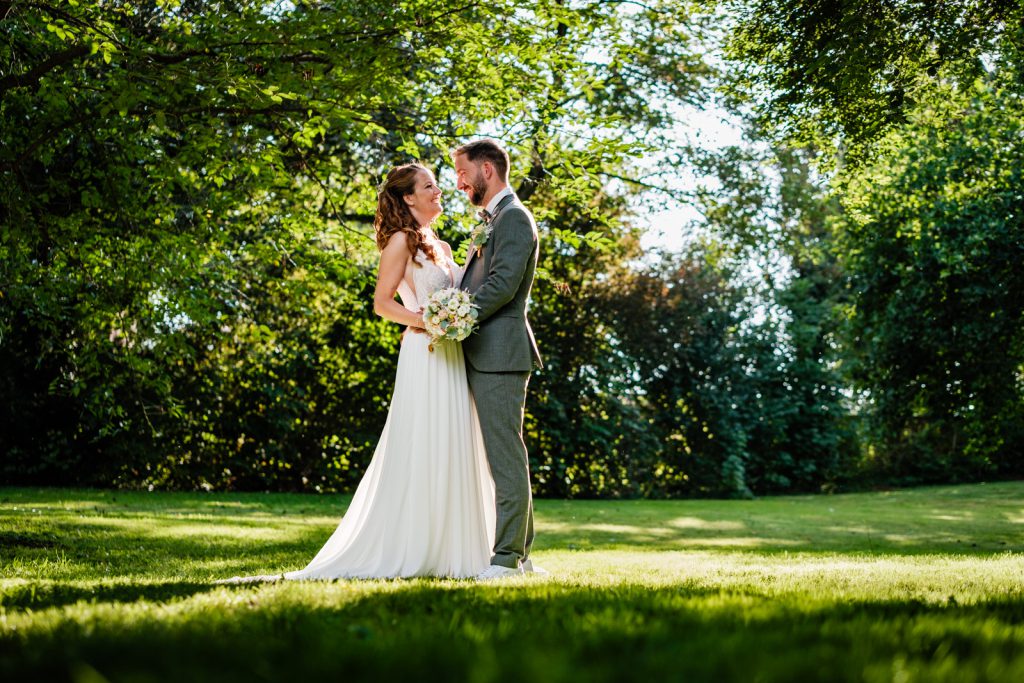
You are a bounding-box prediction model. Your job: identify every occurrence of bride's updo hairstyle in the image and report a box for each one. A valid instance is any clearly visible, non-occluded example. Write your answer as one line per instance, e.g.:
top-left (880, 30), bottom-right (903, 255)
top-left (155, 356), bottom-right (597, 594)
top-left (374, 163), bottom-right (438, 267)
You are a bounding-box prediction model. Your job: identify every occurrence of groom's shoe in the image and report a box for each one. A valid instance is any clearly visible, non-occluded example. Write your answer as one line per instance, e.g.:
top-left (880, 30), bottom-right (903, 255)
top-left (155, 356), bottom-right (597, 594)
top-left (521, 559), bottom-right (549, 575)
top-left (475, 564), bottom-right (525, 581)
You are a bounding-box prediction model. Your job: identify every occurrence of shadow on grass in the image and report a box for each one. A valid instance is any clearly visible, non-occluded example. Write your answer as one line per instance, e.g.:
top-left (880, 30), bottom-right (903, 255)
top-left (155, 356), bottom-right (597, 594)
top-left (2, 581), bottom-right (1024, 682)
top-left (0, 518), bottom-right (331, 585)
top-left (0, 487), bottom-right (345, 518)
top-left (0, 580), bottom-right (220, 610)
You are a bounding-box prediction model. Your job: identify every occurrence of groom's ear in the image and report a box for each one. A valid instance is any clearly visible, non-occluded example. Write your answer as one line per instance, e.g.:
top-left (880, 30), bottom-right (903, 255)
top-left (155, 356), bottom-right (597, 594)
top-left (481, 161), bottom-right (494, 180)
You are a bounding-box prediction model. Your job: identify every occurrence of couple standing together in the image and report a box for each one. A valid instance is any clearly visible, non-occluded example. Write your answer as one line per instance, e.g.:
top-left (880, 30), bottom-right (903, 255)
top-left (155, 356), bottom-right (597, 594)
top-left (222, 139), bottom-right (543, 583)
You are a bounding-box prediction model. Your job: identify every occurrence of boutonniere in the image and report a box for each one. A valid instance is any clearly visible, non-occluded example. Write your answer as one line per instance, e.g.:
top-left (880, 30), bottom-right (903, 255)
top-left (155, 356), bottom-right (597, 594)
top-left (469, 211), bottom-right (493, 257)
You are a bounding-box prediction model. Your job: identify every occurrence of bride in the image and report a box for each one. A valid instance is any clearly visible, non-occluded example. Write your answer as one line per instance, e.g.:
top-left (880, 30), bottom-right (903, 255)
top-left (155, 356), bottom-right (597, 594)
top-left (218, 163), bottom-right (495, 582)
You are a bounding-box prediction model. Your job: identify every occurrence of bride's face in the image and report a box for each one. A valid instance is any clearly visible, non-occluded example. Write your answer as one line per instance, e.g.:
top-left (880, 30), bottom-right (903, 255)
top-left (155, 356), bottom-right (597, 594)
top-left (404, 169), bottom-right (443, 224)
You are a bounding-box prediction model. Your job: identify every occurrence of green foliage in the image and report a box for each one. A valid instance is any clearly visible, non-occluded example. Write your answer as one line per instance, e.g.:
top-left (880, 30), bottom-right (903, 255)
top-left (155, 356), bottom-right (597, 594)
top-left (527, 239), bottom-right (856, 499)
top-left (723, 0), bottom-right (1022, 163)
top-left (519, 114), bottom-right (861, 498)
top-left (660, 136), bottom-right (859, 497)
top-left (518, 161), bottom-right (661, 498)
top-left (836, 59), bottom-right (1024, 482)
top-left (720, 2), bottom-right (1024, 487)
top-left (3, 483), bottom-right (1024, 681)
top-left (6, 0), bottom-right (1018, 497)
top-left (1, 1), bottom-right (729, 495)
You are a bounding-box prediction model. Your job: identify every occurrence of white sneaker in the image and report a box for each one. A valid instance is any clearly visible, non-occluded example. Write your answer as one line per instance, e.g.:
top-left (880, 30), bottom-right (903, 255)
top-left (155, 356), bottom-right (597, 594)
top-left (521, 559), bottom-right (549, 575)
top-left (475, 564), bottom-right (525, 581)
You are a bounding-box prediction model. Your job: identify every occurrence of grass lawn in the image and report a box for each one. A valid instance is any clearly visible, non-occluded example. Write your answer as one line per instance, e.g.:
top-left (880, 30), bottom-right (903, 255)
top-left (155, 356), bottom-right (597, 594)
top-left (2, 482), bottom-right (1023, 682)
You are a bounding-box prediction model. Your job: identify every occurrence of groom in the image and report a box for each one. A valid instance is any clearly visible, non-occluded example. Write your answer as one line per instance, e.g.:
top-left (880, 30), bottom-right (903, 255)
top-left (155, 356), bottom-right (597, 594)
top-left (453, 139), bottom-right (545, 580)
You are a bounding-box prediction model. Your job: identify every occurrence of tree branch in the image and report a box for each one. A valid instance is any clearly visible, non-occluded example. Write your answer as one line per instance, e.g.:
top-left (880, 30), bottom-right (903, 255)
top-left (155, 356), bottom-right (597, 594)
top-left (598, 170), bottom-right (702, 207)
top-left (0, 43), bottom-right (90, 98)
top-left (306, 164), bottom-right (377, 239)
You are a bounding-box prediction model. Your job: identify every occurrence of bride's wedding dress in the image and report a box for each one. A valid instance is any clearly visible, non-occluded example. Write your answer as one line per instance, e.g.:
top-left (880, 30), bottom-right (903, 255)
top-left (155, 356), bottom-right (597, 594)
top-left (218, 251), bottom-right (495, 582)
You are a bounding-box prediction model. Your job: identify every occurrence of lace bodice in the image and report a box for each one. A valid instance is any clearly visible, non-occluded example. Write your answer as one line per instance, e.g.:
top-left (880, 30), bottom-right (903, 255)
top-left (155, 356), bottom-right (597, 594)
top-left (397, 250), bottom-right (461, 311)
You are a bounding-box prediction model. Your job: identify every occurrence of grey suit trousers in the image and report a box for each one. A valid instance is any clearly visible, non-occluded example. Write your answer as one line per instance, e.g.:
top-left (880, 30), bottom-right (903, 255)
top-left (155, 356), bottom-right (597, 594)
top-left (466, 364), bottom-right (535, 568)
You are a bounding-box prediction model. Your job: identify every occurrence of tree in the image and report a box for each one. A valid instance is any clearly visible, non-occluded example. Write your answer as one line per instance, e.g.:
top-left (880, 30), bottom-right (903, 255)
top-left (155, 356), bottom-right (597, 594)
top-left (719, 1), bottom-right (1024, 484)
top-left (660, 140), bottom-right (857, 496)
top-left (1, 0), bottom-right (716, 491)
top-left (722, 0), bottom-right (1022, 163)
top-left (836, 61), bottom-right (1024, 481)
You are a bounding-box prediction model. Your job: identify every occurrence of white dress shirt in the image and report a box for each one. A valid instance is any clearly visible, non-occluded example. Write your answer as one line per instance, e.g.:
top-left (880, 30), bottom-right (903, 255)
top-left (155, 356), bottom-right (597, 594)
top-left (485, 186), bottom-right (514, 216)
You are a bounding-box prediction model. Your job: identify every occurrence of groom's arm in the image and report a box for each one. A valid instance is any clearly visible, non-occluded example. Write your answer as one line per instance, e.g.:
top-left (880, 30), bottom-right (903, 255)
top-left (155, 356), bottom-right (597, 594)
top-left (472, 209), bottom-right (536, 323)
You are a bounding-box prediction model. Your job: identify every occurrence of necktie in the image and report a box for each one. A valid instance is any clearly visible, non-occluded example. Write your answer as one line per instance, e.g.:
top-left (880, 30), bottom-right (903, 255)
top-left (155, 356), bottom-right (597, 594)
top-left (477, 209), bottom-right (492, 223)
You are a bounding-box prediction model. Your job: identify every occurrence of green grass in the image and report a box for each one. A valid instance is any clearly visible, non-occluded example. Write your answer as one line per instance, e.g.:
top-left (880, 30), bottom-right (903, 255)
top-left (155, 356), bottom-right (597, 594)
top-left (2, 482), bottom-right (1023, 682)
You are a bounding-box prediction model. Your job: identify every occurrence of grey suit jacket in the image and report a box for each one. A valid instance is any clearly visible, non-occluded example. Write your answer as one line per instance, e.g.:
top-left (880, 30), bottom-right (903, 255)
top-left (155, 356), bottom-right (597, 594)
top-left (461, 193), bottom-right (543, 373)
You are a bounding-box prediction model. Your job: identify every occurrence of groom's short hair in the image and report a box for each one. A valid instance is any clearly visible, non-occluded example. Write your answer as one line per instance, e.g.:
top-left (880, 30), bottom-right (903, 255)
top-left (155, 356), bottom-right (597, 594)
top-left (453, 139), bottom-right (509, 180)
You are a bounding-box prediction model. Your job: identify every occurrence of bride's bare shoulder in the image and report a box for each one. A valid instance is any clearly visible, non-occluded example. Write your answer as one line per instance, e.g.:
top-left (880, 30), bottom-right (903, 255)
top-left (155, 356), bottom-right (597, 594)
top-left (381, 230), bottom-right (410, 253)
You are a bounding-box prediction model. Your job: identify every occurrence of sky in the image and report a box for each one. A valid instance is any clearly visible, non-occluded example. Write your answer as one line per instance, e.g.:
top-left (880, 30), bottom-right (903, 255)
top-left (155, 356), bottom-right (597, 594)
top-left (637, 100), bottom-right (749, 254)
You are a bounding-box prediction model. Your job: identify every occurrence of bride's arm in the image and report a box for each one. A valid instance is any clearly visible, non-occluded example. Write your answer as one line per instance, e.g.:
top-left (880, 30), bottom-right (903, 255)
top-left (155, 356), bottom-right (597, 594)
top-left (373, 233), bottom-right (425, 329)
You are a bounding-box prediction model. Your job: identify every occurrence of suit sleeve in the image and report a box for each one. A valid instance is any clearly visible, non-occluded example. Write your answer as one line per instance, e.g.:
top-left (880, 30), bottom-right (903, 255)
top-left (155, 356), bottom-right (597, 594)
top-left (472, 208), bottom-right (536, 323)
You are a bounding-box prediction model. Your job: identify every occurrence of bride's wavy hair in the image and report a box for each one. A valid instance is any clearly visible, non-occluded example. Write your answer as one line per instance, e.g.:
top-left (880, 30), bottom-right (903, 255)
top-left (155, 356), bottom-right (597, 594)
top-left (374, 163), bottom-right (438, 266)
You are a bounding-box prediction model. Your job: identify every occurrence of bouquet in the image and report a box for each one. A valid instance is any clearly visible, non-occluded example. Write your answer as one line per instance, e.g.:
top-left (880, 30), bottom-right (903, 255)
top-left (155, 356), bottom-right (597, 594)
top-left (422, 287), bottom-right (478, 351)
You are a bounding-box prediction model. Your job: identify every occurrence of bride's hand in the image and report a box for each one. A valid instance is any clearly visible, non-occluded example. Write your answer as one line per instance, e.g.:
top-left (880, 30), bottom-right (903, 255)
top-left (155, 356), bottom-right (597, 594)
top-left (403, 310), bottom-right (427, 337)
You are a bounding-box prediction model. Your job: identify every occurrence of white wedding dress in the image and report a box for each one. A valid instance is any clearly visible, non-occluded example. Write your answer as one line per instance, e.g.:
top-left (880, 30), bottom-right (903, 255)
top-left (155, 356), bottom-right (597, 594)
top-left (218, 251), bottom-right (495, 582)
top-left (218, 250), bottom-right (497, 581)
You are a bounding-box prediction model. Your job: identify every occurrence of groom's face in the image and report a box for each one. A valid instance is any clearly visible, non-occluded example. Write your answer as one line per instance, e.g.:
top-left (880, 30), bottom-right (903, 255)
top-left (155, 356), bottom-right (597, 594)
top-left (453, 154), bottom-right (487, 207)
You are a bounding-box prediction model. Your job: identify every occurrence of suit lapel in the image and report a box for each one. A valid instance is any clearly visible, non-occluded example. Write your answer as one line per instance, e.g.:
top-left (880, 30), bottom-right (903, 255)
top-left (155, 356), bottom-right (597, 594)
top-left (463, 193), bottom-right (517, 277)
top-left (489, 193), bottom-right (516, 222)
top-left (463, 236), bottom-right (478, 274)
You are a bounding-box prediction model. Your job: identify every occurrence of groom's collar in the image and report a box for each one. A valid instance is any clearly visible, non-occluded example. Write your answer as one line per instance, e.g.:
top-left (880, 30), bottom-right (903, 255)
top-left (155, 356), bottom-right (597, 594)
top-left (485, 186), bottom-right (514, 215)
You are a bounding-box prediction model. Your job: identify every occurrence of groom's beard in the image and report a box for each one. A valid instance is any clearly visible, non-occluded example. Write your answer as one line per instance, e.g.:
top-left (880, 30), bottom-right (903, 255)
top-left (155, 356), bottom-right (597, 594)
top-left (468, 176), bottom-right (487, 206)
